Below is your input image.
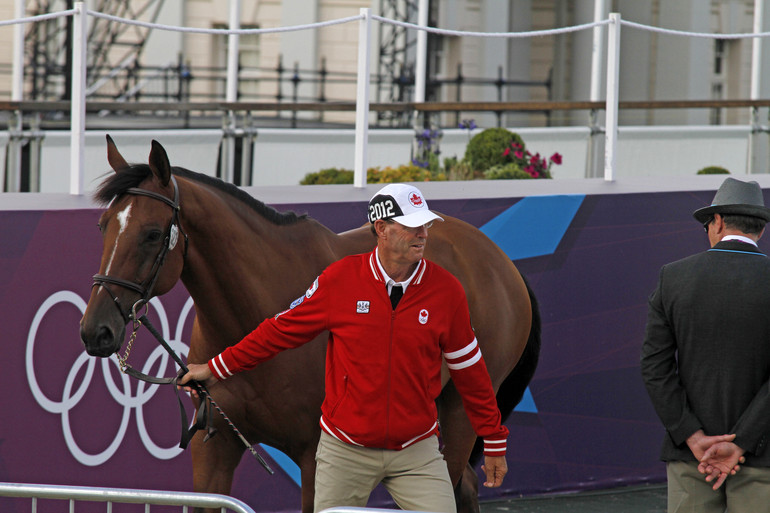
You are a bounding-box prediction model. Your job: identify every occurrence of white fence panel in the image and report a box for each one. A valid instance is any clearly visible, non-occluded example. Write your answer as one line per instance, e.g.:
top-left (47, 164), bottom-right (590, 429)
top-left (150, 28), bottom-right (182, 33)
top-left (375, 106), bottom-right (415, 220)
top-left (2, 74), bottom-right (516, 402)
top-left (39, 130), bottom-right (221, 193)
top-left (615, 126), bottom-right (750, 178)
top-left (0, 482), bottom-right (255, 512)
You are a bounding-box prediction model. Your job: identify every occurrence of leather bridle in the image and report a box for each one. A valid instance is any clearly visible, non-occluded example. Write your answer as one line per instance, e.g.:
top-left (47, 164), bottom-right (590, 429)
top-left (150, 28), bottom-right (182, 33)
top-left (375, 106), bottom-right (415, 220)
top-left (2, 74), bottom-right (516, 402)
top-left (86, 173), bottom-right (274, 472)
top-left (92, 174), bottom-right (189, 324)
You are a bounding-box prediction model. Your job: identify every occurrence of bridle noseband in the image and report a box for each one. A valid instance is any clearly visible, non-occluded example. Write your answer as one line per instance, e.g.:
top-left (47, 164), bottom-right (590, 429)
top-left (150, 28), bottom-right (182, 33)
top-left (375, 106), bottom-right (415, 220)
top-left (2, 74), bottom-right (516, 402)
top-left (92, 174), bottom-right (189, 324)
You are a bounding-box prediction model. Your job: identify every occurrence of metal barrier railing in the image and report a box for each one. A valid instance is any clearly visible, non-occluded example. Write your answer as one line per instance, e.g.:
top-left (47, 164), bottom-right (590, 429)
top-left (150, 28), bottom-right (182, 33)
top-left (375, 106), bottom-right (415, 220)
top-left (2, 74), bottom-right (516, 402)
top-left (319, 508), bottom-right (424, 513)
top-left (0, 482), bottom-right (256, 513)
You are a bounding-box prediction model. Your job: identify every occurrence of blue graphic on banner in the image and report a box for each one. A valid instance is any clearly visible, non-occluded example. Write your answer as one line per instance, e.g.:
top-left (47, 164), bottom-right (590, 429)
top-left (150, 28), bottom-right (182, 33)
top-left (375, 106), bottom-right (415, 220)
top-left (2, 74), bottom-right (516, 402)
top-left (482, 195), bottom-right (585, 413)
top-left (513, 387), bottom-right (537, 413)
top-left (261, 444), bottom-right (302, 486)
top-left (480, 195), bottom-right (585, 260)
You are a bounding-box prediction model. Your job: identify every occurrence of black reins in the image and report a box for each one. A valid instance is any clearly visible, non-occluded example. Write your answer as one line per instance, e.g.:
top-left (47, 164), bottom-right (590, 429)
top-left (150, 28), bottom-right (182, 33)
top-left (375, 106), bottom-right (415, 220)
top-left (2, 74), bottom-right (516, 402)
top-left (90, 174), bottom-right (273, 474)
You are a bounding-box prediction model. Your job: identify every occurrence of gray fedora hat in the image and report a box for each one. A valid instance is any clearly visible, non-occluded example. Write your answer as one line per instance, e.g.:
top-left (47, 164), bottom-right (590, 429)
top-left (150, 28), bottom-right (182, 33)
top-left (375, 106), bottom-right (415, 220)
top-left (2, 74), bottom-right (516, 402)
top-left (693, 177), bottom-right (770, 224)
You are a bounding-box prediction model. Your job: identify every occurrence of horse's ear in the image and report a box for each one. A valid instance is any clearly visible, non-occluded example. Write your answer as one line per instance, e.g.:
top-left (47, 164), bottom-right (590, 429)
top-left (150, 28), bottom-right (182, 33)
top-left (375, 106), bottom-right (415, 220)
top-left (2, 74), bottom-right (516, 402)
top-left (148, 139), bottom-right (172, 187)
top-left (106, 134), bottom-right (129, 173)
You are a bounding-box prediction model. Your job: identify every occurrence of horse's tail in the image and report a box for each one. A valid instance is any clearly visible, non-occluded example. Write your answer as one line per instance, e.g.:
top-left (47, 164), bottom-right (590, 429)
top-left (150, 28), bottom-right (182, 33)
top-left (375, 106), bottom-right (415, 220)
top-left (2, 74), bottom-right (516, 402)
top-left (469, 274), bottom-right (541, 466)
top-left (497, 274), bottom-right (541, 422)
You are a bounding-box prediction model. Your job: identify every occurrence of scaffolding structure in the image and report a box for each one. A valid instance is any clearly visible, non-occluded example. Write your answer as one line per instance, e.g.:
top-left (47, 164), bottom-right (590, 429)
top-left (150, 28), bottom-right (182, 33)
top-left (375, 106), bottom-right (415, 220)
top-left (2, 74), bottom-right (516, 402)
top-left (24, 0), bottom-right (165, 101)
top-left (376, 0), bottom-right (438, 127)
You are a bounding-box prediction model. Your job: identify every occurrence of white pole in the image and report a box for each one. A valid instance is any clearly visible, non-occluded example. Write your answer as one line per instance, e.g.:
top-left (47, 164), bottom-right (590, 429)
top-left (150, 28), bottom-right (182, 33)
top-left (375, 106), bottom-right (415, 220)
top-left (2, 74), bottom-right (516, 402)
top-left (414, 0), bottom-right (429, 104)
top-left (70, 2), bottom-right (88, 195)
top-left (6, 0), bottom-right (26, 191)
top-left (223, 0), bottom-right (241, 184)
top-left (749, 0), bottom-right (764, 173)
top-left (604, 13), bottom-right (621, 182)
top-left (353, 8), bottom-right (372, 188)
top-left (12, 0), bottom-right (24, 101)
top-left (226, 0), bottom-right (240, 103)
top-left (585, 0), bottom-right (607, 178)
top-left (589, 0), bottom-right (607, 102)
top-left (751, 0), bottom-right (763, 101)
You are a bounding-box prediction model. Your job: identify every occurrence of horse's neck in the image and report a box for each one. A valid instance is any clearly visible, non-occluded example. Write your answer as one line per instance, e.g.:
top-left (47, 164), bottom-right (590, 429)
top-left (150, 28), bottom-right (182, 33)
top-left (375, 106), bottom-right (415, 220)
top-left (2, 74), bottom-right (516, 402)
top-left (178, 185), bottom-right (351, 345)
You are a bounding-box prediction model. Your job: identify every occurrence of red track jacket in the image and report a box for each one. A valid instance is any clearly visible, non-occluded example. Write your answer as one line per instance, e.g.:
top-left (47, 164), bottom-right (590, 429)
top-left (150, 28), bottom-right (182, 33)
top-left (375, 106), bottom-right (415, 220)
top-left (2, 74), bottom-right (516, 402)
top-left (208, 250), bottom-right (509, 455)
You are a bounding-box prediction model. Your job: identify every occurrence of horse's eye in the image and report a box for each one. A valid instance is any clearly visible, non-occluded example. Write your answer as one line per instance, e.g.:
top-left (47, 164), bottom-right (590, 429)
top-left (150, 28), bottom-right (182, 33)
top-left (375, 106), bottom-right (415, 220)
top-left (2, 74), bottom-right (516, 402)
top-left (145, 230), bottom-right (163, 244)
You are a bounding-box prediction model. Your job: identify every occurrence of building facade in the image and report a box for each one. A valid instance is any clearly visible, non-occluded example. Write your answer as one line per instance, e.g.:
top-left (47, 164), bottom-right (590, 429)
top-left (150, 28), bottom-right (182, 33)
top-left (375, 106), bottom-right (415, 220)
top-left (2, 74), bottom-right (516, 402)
top-left (2, 0), bottom-right (769, 128)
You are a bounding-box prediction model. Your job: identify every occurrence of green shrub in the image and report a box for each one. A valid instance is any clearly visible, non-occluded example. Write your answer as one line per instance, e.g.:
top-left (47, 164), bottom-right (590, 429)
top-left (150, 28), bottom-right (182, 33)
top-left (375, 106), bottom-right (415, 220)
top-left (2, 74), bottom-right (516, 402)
top-left (443, 156), bottom-right (477, 180)
top-left (301, 124), bottom-right (560, 184)
top-left (463, 128), bottom-right (525, 173)
top-left (371, 164), bottom-right (446, 183)
top-left (697, 166), bottom-right (730, 175)
top-left (484, 163), bottom-right (534, 180)
top-left (300, 168), bottom-right (354, 185)
top-left (301, 165), bottom-right (447, 185)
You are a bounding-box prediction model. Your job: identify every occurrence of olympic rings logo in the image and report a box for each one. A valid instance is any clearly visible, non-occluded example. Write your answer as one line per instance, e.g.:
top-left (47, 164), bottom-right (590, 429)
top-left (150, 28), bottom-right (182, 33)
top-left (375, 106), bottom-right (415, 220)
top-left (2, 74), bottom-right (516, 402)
top-left (26, 290), bottom-right (195, 467)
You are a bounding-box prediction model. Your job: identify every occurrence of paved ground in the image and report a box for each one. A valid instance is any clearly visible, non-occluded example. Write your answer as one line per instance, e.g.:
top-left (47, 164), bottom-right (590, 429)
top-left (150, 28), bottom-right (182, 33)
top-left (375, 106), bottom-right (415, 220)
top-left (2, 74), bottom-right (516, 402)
top-left (480, 484), bottom-right (667, 513)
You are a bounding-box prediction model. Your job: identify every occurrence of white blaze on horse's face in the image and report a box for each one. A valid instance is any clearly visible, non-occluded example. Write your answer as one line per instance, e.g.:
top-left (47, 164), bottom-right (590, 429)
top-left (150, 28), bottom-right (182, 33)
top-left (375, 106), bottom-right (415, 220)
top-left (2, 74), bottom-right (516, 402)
top-left (104, 203), bottom-right (132, 277)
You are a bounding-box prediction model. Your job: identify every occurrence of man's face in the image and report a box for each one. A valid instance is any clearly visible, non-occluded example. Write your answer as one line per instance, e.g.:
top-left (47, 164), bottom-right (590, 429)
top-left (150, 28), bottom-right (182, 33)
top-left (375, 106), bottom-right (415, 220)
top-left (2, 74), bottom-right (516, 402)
top-left (378, 220), bottom-right (432, 265)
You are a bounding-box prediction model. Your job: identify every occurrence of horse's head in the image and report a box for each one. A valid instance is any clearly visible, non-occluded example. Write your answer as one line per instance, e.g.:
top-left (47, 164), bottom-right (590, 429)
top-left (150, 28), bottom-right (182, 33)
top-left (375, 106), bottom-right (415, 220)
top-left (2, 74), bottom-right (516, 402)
top-left (79, 135), bottom-right (187, 357)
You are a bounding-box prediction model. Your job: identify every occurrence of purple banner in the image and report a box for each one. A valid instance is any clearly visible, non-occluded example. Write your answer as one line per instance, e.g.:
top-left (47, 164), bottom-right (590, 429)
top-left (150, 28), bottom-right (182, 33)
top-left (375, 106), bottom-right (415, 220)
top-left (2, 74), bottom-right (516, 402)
top-left (2, 188), bottom-right (759, 511)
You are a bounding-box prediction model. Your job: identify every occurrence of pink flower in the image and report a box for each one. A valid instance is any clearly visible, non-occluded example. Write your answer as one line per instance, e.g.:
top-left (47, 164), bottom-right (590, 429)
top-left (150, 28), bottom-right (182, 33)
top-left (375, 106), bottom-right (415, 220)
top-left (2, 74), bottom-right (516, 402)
top-left (514, 151), bottom-right (524, 159)
top-left (550, 152), bottom-right (563, 165)
top-left (502, 147), bottom-right (511, 157)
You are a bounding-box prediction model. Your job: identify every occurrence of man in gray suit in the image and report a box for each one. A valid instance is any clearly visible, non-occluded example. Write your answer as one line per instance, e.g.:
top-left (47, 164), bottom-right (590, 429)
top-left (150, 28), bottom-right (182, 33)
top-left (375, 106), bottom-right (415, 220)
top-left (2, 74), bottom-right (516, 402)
top-left (641, 177), bottom-right (770, 513)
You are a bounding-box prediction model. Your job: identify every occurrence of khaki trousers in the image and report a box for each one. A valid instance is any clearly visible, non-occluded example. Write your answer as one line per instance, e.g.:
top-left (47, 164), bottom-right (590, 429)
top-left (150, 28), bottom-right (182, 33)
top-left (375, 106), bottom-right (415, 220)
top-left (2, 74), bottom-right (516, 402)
top-left (313, 431), bottom-right (456, 513)
top-left (667, 460), bottom-right (770, 513)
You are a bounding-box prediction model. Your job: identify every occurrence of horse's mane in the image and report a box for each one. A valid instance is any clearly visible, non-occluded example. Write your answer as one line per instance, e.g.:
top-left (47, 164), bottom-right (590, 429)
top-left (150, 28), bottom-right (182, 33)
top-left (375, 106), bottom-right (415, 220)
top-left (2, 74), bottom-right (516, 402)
top-left (94, 165), bottom-right (307, 225)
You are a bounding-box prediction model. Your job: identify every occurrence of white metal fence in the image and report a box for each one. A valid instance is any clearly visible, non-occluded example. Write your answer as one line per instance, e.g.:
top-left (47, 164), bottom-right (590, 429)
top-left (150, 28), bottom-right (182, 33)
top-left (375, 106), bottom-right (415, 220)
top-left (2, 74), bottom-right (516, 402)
top-left (4, 2), bottom-right (770, 193)
top-left (0, 482), bottom-right (256, 512)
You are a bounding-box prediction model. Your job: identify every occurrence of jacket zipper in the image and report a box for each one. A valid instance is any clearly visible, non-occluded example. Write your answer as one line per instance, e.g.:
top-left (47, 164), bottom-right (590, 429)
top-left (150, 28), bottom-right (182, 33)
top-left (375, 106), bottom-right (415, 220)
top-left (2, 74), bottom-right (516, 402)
top-left (385, 307), bottom-right (395, 446)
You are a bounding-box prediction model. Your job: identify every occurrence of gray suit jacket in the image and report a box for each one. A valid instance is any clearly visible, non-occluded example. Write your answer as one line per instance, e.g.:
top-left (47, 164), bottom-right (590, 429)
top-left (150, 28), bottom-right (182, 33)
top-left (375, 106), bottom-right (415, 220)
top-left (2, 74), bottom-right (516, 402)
top-left (641, 239), bottom-right (770, 466)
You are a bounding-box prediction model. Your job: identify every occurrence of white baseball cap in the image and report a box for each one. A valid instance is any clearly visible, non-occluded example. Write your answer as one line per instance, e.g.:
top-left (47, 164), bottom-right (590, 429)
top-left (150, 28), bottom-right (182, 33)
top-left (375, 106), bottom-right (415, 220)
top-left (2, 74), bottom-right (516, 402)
top-left (368, 184), bottom-right (444, 228)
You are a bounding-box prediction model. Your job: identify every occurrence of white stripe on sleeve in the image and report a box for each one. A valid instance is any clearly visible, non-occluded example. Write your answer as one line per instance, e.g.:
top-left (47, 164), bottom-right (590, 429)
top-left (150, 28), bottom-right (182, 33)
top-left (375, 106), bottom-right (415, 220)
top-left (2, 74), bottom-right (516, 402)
top-left (444, 338), bottom-right (481, 370)
top-left (484, 438), bottom-right (507, 454)
top-left (446, 351), bottom-right (481, 370)
top-left (443, 338), bottom-right (478, 360)
top-left (210, 354), bottom-right (233, 379)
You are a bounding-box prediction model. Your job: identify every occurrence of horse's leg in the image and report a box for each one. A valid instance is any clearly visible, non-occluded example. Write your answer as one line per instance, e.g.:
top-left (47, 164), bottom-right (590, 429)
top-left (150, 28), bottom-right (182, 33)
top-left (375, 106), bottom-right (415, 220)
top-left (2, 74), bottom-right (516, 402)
top-left (455, 464), bottom-right (480, 513)
top-left (438, 382), bottom-right (482, 513)
top-left (298, 440), bottom-right (320, 513)
top-left (190, 430), bottom-right (246, 513)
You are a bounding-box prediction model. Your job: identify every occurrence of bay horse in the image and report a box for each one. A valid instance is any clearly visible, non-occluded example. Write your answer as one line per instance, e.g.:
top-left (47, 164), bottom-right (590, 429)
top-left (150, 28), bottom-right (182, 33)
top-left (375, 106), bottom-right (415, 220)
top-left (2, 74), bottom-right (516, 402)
top-left (79, 136), bottom-right (541, 513)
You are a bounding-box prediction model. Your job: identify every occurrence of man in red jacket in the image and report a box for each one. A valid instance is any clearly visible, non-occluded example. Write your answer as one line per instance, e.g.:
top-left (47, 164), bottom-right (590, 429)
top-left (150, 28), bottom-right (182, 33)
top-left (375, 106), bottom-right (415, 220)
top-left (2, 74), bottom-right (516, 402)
top-left (180, 183), bottom-right (509, 513)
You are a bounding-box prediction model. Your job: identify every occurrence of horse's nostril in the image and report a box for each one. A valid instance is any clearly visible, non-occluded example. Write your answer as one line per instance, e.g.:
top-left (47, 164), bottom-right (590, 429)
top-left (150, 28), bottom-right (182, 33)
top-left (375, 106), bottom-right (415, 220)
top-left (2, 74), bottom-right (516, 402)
top-left (97, 325), bottom-right (113, 344)
top-left (82, 325), bottom-right (117, 357)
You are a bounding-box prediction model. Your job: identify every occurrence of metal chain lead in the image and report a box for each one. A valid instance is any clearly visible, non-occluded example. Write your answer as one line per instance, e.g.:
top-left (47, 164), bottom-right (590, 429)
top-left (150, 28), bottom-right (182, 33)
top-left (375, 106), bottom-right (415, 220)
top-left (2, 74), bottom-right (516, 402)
top-left (117, 318), bottom-right (142, 372)
top-left (118, 303), bottom-right (149, 373)
top-left (201, 388), bottom-right (273, 473)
